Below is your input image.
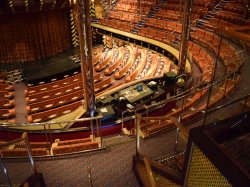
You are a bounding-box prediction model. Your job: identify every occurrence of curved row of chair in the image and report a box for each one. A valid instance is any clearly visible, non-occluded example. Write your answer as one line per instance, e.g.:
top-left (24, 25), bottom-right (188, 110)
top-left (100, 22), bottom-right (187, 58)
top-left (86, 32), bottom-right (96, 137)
top-left (213, 10), bottom-right (249, 25)
top-left (144, 17), bottom-right (182, 34)
top-left (26, 89), bottom-right (84, 114)
top-left (199, 18), bottom-right (233, 31)
top-left (0, 85), bottom-right (13, 93)
top-left (0, 99), bottom-right (15, 109)
top-left (104, 46), bottom-right (126, 76)
top-left (114, 45), bottom-right (138, 79)
top-left (27, 100), bottom-right (82, 123)
top-left (99, 18), bottom-right (135, 32)
top-left (26, 81), bottom-right (83, 104)
top-left (25, 73), bottom-right (82, 95)
top-left (0, 78), bottom-right (15, 121)
top-left (190, 28), bottom-right (242, 72)
top-left (95, 49), bottom-right (114, 72)
top-left (109, 10), bottom-right (141, 24)
top-left (0, 108), bottom-right (16, 120)
top-left (125, 48), bottom-right (147, 82)
top-left (0, 136), bottom-right (99, 157)
top-left (143, 27), bottom-right (178, 45)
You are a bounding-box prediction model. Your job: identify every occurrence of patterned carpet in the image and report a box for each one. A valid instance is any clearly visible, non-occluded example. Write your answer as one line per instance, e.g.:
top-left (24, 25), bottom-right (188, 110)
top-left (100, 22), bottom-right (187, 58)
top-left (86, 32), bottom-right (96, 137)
top-left (0, 135), bottom-right (139, 187)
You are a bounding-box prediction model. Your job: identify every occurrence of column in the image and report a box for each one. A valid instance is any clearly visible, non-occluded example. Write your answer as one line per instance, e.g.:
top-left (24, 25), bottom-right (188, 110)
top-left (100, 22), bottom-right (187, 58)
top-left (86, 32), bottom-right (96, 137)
top-left (77, 0), bottom-right (96, 116)
top-left (178, 0), bottom-right (192, 75)
top-left (137, 0), bottom-right (141, 15)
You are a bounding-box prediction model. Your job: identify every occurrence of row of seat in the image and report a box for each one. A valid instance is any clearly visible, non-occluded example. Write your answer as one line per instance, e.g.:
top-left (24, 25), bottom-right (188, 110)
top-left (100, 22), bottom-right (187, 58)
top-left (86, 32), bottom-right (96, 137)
top-left (0, 91), bottom-right (14, 100)
top-left (222, 2), bottom-right (245, 14)
top-left (95, 49), bottom-right (114, 72)
top-left (109, 11), bottom-right (141, 24)
top-left (114, 45), bottom-right (138, 79)
top-left (125, 48), bottom-right (147, 82)
top-left (0, 83), bottom-right (14, 91)
top-left (27, 100), bottom-right (82, 123)
top-left (113, 0), bottom-right (155, 14)
top-left (0, 137), bottom-right (99, 157)
top-left (0, 99), bottom-right (15, 109)
top-left (0, 78), bottom-right (15, 121)
top-left (158, 4), bottom-right (208, 17)
top-left (144, 17), bottom-right (182, 34)
top-left (213, 11), bottom-right (249, 25)
top-left (138, 27), bottom-right (177, 46)
top-left (104, 46), bottom-right (127, 76)
top-left (25, 73), bottom-right (82, 95)
top-left (0, 108), bottom-right (16, 120)
top-left (200, 18), bottom-right (233, 31)
top-left (113, 5), bottom-right (137, 13)
top-left (26, 89), bottom-right (84, 114)
top-left (190, 28), bottom-right (241, 72)
top-left (156, 9), bottom-right (201, 22)
top-left (99, 18), bottom-right (135, 32)
top-left (26, 81), bottom-right (83, 104)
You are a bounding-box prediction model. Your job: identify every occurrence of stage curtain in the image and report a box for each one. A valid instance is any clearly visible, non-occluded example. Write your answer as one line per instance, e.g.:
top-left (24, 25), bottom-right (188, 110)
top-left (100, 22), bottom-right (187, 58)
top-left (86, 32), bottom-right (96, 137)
top-left (0, 8), bottom-right (72, 63)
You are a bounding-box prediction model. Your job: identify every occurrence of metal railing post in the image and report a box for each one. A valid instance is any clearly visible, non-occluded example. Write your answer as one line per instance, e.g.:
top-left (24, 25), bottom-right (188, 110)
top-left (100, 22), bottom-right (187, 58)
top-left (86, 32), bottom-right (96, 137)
top-left (0, 157), bottom-right (12, 187)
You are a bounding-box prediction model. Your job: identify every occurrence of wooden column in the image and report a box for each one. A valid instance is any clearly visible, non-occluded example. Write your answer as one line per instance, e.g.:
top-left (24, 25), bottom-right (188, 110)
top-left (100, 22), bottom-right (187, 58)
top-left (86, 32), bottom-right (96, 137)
top-left (137, 0), bottom-right (140, 15)
top-left (178, 0), bottom-right (192, 75)
top-left (77, 0), bottom-right (96, 117)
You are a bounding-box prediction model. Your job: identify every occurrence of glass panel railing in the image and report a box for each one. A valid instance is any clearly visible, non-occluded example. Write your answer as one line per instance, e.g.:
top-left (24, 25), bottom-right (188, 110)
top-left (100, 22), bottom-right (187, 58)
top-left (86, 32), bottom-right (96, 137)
top-left (0, 133), bottom-right (36, 186)
top-left (0, 116), bottom-right (104, 157)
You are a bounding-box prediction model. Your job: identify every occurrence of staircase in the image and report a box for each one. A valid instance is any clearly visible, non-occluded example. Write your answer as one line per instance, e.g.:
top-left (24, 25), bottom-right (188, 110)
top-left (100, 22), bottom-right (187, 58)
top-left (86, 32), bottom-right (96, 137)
top-left (154, 152), bottom-right (185, 171)
top-left (133, 156), bottom-right (182, 187)
top-left (196, 0), bottom-right (230, 28)
top-left (147, 4), bottom-right (161, 18)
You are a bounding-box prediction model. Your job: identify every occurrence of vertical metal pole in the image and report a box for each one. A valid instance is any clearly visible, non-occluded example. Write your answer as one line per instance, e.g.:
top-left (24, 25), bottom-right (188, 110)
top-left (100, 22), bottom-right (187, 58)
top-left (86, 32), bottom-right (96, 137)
top-left (88, 167), bottom-right (93, 187)
top-left (25, 136), bottom-right (37, 174)
top-left (183, 142), bottom-right (194, 187)
top-left (77, 0), bottom-right (96, 117)
top-left (136, 114), bottom-right (141, 156)
top-left (99, 118), bottom-right (102, 147)
top-left (174, 116), bottom-right (181, 153)
top-left (47, 124), bottom-right (53, 145)
top-left (43, 125), bottom-right (50, 148)
top-left (0, 157), bottom-right (12, 187)
top-left (90, 119), bottom-right (95, 139)
top-left (178, 0), bottom-right (192, 75)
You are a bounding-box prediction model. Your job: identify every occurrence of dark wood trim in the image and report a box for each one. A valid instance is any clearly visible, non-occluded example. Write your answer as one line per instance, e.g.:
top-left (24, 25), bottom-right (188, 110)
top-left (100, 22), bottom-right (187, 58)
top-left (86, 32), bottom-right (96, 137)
top-left (189, 126), bottom-right (250, 187)
top-left (133, 155), bottom-right (183, 185)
